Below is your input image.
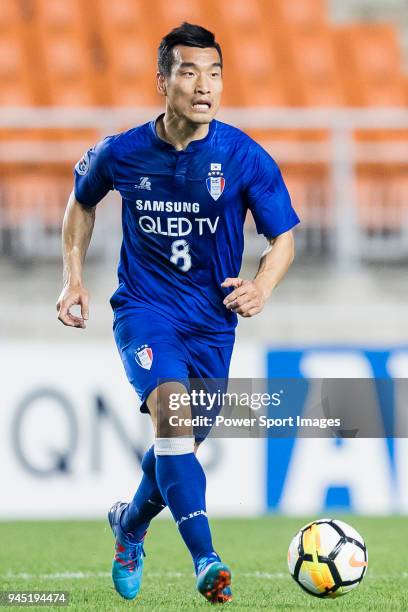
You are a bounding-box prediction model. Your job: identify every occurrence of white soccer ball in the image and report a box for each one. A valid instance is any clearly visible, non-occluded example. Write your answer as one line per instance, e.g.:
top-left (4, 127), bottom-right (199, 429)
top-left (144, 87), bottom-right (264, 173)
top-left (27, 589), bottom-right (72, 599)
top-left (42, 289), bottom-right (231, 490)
top-left (287, 518), bottom-right (368, 598)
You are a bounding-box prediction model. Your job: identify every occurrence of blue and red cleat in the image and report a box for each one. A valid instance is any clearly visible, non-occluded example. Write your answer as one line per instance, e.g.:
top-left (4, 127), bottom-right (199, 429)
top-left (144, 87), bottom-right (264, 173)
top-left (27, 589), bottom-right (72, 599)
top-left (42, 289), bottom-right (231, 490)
top-left (196, 553), bottom-right (232, 604)
top-left (108, 501), bottom-right (146, 600)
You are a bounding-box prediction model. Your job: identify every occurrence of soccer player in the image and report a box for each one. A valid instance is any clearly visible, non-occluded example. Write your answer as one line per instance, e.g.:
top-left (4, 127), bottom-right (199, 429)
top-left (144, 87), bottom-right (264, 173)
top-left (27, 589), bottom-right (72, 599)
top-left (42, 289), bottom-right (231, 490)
top-left (57, 23), bottom-right (299, 604)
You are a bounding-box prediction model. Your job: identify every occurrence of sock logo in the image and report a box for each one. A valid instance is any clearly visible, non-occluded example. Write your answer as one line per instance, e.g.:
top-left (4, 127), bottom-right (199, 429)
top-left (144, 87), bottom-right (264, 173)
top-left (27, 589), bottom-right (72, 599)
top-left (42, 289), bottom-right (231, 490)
top-left (176, 509), bottom-right (207, 526)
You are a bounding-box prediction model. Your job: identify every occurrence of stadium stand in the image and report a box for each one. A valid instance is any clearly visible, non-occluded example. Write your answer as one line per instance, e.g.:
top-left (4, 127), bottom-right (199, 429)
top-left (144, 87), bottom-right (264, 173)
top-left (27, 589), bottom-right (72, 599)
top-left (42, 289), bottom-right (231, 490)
top-left (0, 0), bottom-right (407, 262)
top-left (1, 0), bottom-right (407, 108)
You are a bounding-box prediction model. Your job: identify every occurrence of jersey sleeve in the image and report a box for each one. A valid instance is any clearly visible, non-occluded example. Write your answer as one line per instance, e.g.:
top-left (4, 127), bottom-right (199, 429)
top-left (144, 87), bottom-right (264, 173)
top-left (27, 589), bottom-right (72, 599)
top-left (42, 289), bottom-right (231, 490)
top-left (73, 136), bottom-right (114, 207)
top-left (245, 145), bottom-right (299, 238)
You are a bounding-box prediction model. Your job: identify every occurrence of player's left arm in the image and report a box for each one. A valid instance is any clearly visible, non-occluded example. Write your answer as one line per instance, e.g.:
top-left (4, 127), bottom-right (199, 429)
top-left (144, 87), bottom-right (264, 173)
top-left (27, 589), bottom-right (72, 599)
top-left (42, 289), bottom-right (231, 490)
top-left (223, 142), bottom-right (299, 317)
top-left (222, 229), bottom-right (295, 317)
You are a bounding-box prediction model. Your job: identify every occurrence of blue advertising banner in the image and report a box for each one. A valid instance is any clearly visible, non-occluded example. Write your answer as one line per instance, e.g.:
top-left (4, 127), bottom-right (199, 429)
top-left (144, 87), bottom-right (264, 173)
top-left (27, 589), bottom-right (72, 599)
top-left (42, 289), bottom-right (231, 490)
top-left (266, 348), bottom-right (408, 514)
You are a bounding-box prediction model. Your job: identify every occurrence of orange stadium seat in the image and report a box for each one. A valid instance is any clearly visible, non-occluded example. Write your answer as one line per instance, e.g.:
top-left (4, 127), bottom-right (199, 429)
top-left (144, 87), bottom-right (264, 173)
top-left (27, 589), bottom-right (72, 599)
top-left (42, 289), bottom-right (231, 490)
top-left (277, 0), bottom-right (328, 30)
top-left (0, 34), bottom-right (33, 105)
top-left (287, 29), bottom-right (346, 106)
top-left (38, 0), bottom-right (82, 32)
top-left (154, 0), bottom-right (203, 32)
top-left (335, 24), bottom-right (406, 106)
top-left (43, 36), bottom-right (95, 106)
top-left (216, 0), bottom-right (289, 106)
top-left (0, 0), bottom-right (19, 33)
top-left (0, 2), bottom-right (35, 106)
top-left (98, 0), bottom-right (159, 106)
top-left (265, 0), bottom-right (344, 106)
top-left (223, 0), bottom-right (263, 25)
top-left (31, 0), bottom-right (91, 105)
top-left (98, 0), bottom-right (144, 30)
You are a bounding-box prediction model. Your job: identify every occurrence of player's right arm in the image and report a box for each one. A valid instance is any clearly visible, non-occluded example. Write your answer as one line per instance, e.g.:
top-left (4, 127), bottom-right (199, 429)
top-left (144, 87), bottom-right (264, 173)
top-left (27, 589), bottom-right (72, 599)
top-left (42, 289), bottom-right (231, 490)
top-left (57, 137), bottom-right (114, 328)
top-left (56, 191), bottom-right (95, 328)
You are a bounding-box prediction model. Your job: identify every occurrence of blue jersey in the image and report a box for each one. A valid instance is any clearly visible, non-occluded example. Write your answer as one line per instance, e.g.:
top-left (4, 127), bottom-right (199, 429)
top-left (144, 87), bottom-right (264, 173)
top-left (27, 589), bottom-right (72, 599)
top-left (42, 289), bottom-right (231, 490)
top-left (74, 117), bottom-right (299, 346)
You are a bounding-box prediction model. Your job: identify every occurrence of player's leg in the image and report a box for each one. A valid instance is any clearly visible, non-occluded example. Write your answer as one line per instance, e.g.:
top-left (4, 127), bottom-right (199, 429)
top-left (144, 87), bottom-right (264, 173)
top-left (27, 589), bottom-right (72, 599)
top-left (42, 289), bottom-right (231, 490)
top-left (109, 308), bottom-right (190, 600)
top-left (186, 340), bottom-right (235, 602)
top-left (110, 306), bottom-right (232, 602)
top-left (148, 382), bottom-right (217, 566)
top-left (108, 443), bottom-right (167, 600)
top-left (113, 308), bottom-right (190, 533)
top-left (118, 379), bottom-right (195, 541)
top-left (148, 376), bottom-right (232, 603)
top-left (120, 444), bottom-right (165, 539)
top-left (120, 437), bottom-right (202, 539)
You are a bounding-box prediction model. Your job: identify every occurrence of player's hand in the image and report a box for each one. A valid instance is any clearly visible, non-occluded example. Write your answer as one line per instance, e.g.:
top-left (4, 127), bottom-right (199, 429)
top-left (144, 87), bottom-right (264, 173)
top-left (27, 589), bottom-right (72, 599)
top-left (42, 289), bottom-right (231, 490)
top-left (221, 277), bottom-right (267, 318)
top-left (56, 284), bottom-right (89, 328)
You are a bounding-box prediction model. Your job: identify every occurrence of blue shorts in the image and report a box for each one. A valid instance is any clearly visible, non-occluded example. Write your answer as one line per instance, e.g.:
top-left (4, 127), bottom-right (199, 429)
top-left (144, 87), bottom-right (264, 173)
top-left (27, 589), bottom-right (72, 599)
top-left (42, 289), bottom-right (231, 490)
top-left (113, 306), bottom-right (234, 438)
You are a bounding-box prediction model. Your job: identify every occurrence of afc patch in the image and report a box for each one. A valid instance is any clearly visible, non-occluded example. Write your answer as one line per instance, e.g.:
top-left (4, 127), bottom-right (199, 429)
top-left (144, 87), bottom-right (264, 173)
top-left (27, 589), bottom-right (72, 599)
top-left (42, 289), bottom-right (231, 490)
top-left (206, 176), bottom-right (225, 201)
top-left (135, 344), bottom-right (153, 370)
top-left (75, 151), bottom-right (90, 176)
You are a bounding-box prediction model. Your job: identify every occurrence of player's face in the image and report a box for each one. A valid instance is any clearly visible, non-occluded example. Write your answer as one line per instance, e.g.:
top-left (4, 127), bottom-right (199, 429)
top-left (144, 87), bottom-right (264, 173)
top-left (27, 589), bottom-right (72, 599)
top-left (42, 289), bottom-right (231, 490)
top-left (158, 46), bottom-right (223, 124)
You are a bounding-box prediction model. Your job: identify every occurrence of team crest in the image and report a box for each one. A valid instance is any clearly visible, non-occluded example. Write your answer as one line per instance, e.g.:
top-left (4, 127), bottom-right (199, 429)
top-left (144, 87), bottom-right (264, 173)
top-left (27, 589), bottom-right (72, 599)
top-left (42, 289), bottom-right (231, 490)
top-left (135, 344), bottom-right (153, 370)
top-left (206, 163), bottom-right (225, 201)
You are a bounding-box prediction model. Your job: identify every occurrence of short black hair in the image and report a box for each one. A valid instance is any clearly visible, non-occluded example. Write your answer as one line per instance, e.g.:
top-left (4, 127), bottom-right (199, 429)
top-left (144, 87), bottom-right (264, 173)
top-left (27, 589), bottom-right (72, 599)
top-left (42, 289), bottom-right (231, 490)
top-left (158, 22), bottom-right (222, 76)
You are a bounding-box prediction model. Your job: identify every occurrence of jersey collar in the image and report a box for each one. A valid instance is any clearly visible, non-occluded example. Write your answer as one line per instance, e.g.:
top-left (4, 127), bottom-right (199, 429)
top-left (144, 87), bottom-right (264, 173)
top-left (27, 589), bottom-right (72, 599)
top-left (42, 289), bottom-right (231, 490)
top-left (149, 114), bottom-right (217, 152)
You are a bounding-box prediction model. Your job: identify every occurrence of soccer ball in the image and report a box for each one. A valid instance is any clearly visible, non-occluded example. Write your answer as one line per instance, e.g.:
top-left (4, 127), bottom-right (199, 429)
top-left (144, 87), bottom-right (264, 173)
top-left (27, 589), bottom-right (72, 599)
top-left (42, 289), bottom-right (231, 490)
top-left (287, 519), bottom-right (368, 598)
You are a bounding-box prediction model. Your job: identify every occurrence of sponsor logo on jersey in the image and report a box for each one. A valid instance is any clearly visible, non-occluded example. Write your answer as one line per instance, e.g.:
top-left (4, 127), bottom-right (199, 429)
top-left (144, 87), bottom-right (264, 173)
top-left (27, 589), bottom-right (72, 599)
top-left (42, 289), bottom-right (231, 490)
top-left (75, 152), bottom-right (90, 175)
top-left (135, 176), bottom-right (152, 190)
top-left (135, 344), bottom-right (153, 370)
top-left (135, 199), bottom-right (200, 213)
top-left (207, 163), bottom-right (225, 201)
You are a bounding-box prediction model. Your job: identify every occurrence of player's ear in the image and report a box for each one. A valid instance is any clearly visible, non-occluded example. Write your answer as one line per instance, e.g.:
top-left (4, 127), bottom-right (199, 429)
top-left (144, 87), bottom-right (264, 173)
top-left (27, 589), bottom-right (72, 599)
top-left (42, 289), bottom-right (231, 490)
top-left (156, 72), bottom-right (167, 97)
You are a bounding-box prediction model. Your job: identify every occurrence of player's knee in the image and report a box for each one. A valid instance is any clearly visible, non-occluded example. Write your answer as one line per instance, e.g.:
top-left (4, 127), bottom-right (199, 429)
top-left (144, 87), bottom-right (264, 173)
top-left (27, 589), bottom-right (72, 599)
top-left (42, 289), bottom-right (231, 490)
top-left (157, 402), bottom-right (192, 437)
top-left (147, 381), bottom-right (193, 438)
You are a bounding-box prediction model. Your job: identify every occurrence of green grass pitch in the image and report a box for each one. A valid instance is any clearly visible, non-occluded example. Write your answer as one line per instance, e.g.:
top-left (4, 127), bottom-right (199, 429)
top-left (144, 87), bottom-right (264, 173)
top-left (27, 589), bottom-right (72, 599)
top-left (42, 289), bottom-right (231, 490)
top-left (1, 517), bottom-right (407, 611)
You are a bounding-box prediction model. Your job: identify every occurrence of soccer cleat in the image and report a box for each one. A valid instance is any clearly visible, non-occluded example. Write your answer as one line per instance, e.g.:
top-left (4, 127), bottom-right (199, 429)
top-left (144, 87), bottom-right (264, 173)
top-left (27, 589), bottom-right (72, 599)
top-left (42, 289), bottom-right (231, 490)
top-left (196, 555), bottom-right (232, 604)
top-left (108, 501), bottom-right (146, 600)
